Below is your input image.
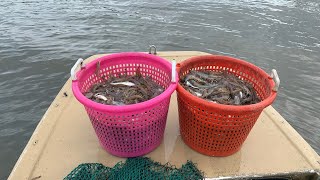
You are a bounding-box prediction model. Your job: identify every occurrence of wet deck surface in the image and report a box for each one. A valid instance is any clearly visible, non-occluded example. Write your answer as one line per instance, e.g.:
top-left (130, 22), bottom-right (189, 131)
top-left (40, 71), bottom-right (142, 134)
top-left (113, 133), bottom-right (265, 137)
top-left (9, 52), bottom-right (320, 179)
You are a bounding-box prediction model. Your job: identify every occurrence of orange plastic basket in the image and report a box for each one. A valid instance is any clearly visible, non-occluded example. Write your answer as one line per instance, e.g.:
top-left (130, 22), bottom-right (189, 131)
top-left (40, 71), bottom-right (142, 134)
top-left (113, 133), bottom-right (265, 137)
top-left (176, 55), bottom-right (279, 156)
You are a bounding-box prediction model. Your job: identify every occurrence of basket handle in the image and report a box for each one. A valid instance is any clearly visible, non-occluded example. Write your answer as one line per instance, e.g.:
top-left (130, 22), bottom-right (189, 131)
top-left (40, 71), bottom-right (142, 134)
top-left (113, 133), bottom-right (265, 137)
top-left (70, 58), bottom-right (84, 81)
top-left (172, 60), bottom-right (176, 82)
top-left (270, 69), bottom-right (280, 91)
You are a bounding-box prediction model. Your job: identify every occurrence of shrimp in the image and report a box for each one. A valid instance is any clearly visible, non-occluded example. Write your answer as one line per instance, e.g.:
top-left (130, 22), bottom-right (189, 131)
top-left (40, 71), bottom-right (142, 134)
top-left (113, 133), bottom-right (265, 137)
top-left (180, 70), bottom-right (261, 105)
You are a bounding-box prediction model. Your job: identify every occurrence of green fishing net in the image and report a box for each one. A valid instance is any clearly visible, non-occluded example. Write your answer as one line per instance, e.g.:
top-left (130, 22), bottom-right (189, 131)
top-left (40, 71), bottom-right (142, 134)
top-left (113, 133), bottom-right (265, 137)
top-left (64, 157), bottom-right (204, 180)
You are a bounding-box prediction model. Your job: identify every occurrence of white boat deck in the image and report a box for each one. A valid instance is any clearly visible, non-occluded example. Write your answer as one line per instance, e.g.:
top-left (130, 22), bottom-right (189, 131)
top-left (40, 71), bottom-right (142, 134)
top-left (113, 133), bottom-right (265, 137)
top-left (8, 51), bottom-right (320, 179)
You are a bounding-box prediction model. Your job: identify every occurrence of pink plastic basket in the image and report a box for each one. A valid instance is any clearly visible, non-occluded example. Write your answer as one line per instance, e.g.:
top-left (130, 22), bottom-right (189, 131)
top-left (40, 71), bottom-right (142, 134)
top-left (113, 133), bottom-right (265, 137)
top-left (71, 52), bottom-right (177, 157)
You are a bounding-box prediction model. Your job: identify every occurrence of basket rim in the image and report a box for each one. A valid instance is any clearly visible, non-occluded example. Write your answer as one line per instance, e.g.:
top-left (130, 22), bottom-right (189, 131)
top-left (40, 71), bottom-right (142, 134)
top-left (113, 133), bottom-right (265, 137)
top-left (176, 55), bottom-right (277, 113)
top-left (72, 52), bottom-right (177, 113)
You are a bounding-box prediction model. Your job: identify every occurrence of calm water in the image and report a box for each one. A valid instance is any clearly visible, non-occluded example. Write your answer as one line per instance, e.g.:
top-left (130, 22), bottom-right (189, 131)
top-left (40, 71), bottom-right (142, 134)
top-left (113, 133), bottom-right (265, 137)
top-left (1, 0), bottom-right (320, 178)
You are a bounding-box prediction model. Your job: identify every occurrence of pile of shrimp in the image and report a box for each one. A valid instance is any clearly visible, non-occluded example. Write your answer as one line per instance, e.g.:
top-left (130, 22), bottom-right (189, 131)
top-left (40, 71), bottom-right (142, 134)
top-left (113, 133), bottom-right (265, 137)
top-left (84, 65), bottom-right (164, 105)
top-left (180, 70), bottom-right (261, 105)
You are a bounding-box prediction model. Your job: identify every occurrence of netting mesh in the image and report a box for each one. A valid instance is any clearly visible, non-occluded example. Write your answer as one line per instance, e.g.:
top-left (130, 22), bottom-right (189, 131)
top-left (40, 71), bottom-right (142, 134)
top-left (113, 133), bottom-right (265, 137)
top-left (64, 157), bottom-right (204, 180)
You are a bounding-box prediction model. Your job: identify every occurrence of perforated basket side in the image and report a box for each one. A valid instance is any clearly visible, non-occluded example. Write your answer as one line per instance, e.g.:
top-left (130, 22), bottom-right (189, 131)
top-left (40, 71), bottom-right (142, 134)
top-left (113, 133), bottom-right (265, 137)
top-left (85, 98), bottom-right (170, 157)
